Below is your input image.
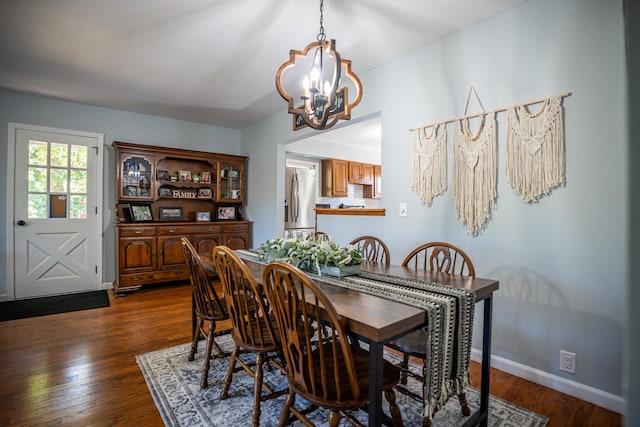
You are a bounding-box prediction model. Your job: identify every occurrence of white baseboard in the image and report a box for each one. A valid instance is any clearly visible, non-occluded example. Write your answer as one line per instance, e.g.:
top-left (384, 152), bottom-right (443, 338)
top-left (102, 282), bottom-right (114, 290)
top-left (471, 349), bottom-right (625, 414)
top-left (0, 293), bottom-right (7, 302)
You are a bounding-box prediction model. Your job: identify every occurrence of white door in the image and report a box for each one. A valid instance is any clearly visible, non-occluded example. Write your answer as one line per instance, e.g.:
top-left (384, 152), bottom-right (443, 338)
top-left (9, 124), bottom-right (103, 299)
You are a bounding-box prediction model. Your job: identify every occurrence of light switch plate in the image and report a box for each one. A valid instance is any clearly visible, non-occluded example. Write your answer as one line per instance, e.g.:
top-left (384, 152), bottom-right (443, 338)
top-left (399, 202), bottom-right (407, 217)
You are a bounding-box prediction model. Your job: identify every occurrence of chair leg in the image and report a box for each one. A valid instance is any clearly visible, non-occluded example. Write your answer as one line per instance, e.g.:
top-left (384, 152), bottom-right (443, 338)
top-left (200, 321), bottom-right (217, 389)
top-left (458, 392), bottom-right (471, 416)
top-left (384, 388), bottom-right (404, 427)
top-left (400, 353), bottom-right (410, 384)
top-left (188, 319), bottom-right (204, 361)
top-left (251, 352), bottom-right (265, 427)
top-left (220, 347), bottom-right (240, 399)
top-left (328, 410), bottom-right (342, 427)
top-left (278, 391), bottom-right (296, 427)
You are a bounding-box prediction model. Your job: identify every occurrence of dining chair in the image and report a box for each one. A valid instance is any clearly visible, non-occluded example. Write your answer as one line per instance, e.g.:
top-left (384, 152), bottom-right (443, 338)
top-left (212, 245), bottom-right (287, 427)
top-left (389, 241), bottom-right (475, 425)
top-left (263, 261), bottom-right (404, 427)
top-left (180, 237), bottom-right (230, 390)
top-left (349, 235), bottom-right (391, 267)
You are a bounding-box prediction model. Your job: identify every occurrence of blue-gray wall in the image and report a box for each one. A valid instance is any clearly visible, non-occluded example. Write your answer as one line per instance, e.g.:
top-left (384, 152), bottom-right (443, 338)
top-left (242, 0), bottom-right (627, 412)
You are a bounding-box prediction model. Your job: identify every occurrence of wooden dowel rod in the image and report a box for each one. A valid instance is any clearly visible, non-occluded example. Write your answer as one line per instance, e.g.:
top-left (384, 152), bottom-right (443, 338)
top-left (409, 92), bottom-right (571, 132)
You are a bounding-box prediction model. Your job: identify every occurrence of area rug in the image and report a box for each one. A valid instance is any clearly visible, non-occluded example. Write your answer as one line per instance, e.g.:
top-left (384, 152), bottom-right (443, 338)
top-left (136, 334), bottom-right (548, 426)
top-left (0, 290), bottom-right (110, 321)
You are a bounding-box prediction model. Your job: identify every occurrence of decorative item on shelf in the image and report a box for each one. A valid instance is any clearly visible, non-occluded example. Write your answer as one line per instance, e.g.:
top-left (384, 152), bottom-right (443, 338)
top-left (200, 171), bottom-right (210, 183)
top-left (215, 205), bottom-right (238, 221)
top-left (230, 189), bottom-right (241, 199)
top-left (158, 186), bottom-right (173, 197)
top-left (171, 188), bottom-right (198, 199)
top-left (170, 172), bottom-right (178, 182)
top-left (192, 173), bottom-right (200, 183)
top-left (178, 170), bottom-right (191, 182)
top-left (124, 185), bottom-right (138, 197)
top-left (197, 188), bottom-right (213, 199)
top-left (129, 203), bottom-right (153, 223)
top-left (159, 206), bottom-right (183, 221)
top-left (156, 170), bottom-right (171, 181)
top-left (257, 237), bottom-right (362, 277)
top-left (275, 0), bottom-right (362, 131)
top-left (195, 211), bottom-right (211, 222)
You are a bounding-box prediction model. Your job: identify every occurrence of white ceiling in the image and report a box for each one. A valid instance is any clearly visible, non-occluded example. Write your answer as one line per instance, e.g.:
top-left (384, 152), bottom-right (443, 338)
top-left (0, 0), bottom-right (527, 131)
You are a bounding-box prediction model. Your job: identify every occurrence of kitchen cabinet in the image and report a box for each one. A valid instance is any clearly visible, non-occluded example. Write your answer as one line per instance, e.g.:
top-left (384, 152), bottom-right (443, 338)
top-left (348, 161), bottom-right (373, 185)
top-left (113, 142), bottom-right (251, 293)
top-left (321, 158), bottom-right (348, 197)
top-left (363, 165), bottom-right (382, 199)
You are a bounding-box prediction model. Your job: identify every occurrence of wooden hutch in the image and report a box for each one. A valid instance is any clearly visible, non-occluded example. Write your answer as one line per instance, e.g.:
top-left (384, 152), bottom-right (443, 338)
top-left (113, 141), bottom-right (251, 293)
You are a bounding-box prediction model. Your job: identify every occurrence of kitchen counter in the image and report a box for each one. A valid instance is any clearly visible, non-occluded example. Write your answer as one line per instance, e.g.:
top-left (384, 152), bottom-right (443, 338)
top-left (315, 208), bottom-right (386, 216)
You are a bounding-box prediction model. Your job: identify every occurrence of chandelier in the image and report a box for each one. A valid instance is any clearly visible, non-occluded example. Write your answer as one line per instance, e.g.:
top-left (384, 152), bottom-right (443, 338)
top-left (275, 0), bottom-right (362, 131)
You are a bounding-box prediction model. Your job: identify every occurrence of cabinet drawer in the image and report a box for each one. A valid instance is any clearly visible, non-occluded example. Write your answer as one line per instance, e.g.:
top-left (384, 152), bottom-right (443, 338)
top-left (223, 223), bottom-right (249, 233)
top-left (156, 225), bottom-right (197, 235)
top-left (119, 269), bottom-right (189, 286)
top-left (189, 224), bottom-right (222, 234)
top-left (119, 226), bottom-right (156, 237)
top-left (118, 272), bottom-right (159, 286)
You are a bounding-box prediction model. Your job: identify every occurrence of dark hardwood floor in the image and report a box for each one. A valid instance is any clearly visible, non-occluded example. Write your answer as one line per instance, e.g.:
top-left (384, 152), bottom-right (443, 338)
top-left (0, 283), bottom-right (622, 426)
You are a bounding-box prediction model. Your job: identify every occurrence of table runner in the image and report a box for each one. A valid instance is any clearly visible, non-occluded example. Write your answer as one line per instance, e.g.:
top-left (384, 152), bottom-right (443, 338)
top-left (236, 250), bottom-right (475, 419)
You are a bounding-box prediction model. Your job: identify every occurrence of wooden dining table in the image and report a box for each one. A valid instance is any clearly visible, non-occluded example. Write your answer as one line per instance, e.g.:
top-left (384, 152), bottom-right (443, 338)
top-left (199, 252), bottom-right (499, 427)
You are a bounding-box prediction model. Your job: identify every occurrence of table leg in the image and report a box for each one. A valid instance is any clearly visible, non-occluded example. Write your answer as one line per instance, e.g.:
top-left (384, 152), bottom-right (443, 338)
top-left (368, 340), bottom-right (383, 426)
top-left (479, 295), bottom-right (493, 427)
top-left (462, 294), bottom-right (493, 427)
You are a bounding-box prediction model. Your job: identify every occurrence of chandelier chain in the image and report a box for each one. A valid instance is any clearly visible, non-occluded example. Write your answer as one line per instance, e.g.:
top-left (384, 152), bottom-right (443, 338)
top-left (317, 0), bottom-right (326, 41)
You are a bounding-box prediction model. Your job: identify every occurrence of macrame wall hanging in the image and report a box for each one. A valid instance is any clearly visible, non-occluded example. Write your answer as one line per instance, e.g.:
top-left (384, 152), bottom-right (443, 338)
top-left (506, 95), bottom-right (565, 202)
top-left (409, 88), bottom-right (570, 235)
top-left (453, 111), bottom-right (497, 235)
top-left (411, 124), bottom-right (447, 206)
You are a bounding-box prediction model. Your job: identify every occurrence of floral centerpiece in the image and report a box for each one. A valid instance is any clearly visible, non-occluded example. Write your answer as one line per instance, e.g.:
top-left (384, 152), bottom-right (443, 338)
top-left (257, 238), bottom-right (363, 277)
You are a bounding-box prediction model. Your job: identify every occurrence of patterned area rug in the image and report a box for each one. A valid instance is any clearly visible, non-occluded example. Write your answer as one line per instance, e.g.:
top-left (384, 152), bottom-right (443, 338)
top-left (136, 334), bottom-right (548, 426)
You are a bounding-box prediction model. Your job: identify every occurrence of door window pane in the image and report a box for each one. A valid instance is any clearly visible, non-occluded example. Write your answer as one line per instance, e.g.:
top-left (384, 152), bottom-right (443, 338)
top-left (29, 141), bottom-right (48, 166)
top-left (50, 169), bottom-right (68, 192)
top-left (28, 194), bottom-right (47, 218)
top-left (69, 195), bottom-right (87, 218)
top-left (50, 143), bottom-right (68, 167)
top-left (70, 170), bottom-right (87, 193)
top-left (70, 145), bottom-right (88, 168)
top-left (28, 167), bottom-right (48, 192)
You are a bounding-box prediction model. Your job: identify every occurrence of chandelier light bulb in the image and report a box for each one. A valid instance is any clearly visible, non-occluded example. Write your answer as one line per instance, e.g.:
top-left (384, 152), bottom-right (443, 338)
top-left (323, 80), bottom-right (331, 96)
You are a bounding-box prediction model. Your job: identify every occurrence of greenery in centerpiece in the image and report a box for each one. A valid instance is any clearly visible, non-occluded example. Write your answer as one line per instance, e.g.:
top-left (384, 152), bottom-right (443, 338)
top-left (257, 238), bottom-right (363, 276)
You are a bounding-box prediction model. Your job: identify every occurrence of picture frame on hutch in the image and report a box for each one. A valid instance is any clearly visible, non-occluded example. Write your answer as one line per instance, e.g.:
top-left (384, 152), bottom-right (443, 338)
top-left (215, 205), bottom-right (238, 221)
top-left (197, 188), bottom-right (213, 198)
top-left (196, 211), bottom-right (211, 222)
top-left (129, 203), bottom-right (154, 223)
top-left (159, 206), bottom-right (183, 221)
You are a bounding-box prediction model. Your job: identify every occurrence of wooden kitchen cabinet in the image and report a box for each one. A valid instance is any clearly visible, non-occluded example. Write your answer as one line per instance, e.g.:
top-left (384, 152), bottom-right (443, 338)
top-left (363, 164), bottom-right (382, 199)
top-left (113, 142), bottom-right (251, 293)
top-left (322, 158), bottom-right (348, 197)
top-left (348, 161), bottom-right (373, 185)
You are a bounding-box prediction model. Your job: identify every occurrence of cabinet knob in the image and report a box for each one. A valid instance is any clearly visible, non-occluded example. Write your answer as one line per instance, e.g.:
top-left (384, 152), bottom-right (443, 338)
top-left (134, 228), bottom-right (144, 234)
top-left (167, 228), bottom-right (177, 233)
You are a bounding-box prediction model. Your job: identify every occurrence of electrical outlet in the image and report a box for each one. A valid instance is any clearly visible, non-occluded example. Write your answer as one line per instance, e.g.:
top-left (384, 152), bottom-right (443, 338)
top-left (560, 350), bottom-right (576, 374)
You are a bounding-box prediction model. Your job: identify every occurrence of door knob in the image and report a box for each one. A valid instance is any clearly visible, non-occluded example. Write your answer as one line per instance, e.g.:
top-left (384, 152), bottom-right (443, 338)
top-left (17, 220), bottom-right (26, 226)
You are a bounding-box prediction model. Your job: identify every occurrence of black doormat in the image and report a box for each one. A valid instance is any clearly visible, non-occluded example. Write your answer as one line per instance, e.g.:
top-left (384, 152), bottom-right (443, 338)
top-left (0, 290), bottom-right (110, 322)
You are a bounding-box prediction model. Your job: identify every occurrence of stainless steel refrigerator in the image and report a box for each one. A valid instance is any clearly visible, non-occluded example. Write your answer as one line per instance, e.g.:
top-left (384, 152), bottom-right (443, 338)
top-left (284, 163), bottom-right (317, 235)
